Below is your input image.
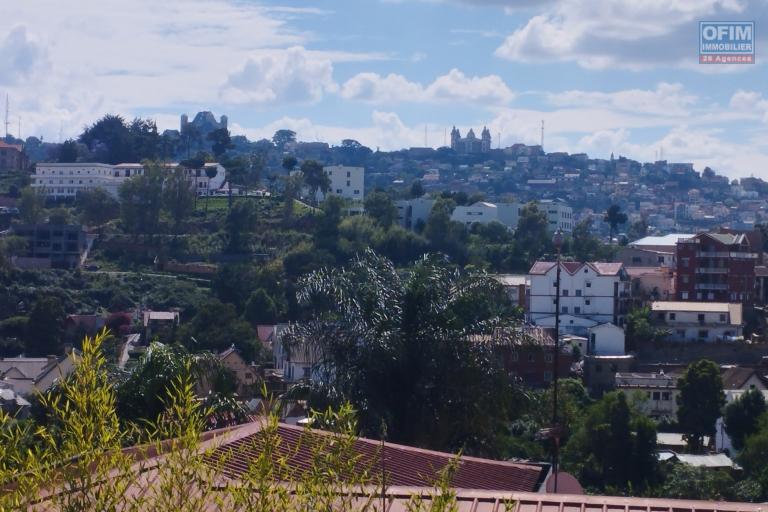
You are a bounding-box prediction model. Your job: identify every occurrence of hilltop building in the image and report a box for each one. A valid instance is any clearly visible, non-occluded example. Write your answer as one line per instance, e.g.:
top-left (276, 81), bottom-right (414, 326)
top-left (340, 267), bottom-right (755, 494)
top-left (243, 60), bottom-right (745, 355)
top-left (450, 126), bottom-right (491, 154)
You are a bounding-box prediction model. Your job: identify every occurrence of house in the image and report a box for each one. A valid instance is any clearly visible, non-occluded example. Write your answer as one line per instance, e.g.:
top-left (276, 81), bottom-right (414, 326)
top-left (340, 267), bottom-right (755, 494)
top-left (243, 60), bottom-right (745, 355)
top-left (583, 354), bottom-right (635, 396)
top-left (625, 266), bottom-right (675, 301)
top-left (650, 301), bottom-right (743, 343)
top-left (10, 224), bottom-right (88, 270)
top-left (394, 197), bottom-right (435, 230)
top-left (142, 311), bottom-right (180, 341)
top-left (586, 323), bottom-right (625, 356)
top-left (615, 370), bottom-right (679, 420)
top-left (620, 233), bottom-right (694, 268)
top-left (218, 346), bottom-right (258, 397)
top-left (451, 201), bottom-right (520, 230)
top-left (493, 326), bottom-right (574, 389)
top-left (0, 351), bottom-right (78, 397)
top-left (0, 385), bottom-right (31, 418)
top-left (321, 165), bottom-right (364, 202)
top-left (528, 261), bottom-right (630, 335)
top-left (0, 140), bottom-right (28, 171)
top-left (676, 232), bottom-right (758, 305)
top-left (272, 324), bottom-right (319, 384)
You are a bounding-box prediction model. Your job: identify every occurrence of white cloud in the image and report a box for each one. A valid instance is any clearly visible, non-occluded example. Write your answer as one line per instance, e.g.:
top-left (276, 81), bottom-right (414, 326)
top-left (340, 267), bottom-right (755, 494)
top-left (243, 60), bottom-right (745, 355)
top-left (729, 90), bottom-right (768, 122)
top-left (0, 26), bottom-right (49, 85)
top-left (221, 46), bottom-right (337, 104)
top-left (548, 82), bottom-right (697, 117)
top-left (495, 0), bottom-right (756, 70)
top-left (340, 68), bottom-right (514, 105)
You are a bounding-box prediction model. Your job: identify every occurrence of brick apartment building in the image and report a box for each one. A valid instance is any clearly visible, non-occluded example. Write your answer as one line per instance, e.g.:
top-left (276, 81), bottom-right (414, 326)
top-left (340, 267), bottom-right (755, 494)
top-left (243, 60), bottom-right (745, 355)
top-left (0, 140), bottom-right (28, 171)
top-left (675, 232), bottom-right (757, 305)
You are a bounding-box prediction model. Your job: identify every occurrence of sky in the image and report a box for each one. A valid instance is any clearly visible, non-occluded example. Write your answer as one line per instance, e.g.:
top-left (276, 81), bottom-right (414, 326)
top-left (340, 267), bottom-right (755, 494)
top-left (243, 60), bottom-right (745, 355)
top-left (1, 0), bottom-right (768, 178)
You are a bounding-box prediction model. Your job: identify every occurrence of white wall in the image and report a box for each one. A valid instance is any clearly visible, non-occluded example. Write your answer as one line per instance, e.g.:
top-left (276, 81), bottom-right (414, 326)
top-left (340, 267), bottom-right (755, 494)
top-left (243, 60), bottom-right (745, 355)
top-left (588, 324), bottom-right (625, 356)
top-left (395, 198), bottom-right (435, 230)
top-left (323, 166), bottom-right (364, 202)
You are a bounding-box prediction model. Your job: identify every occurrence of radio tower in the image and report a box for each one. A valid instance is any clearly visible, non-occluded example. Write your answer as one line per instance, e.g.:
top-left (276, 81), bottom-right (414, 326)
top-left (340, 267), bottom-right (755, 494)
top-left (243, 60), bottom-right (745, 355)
top-left (4, 95), bottom-right (9, 138)
top-left (540, 120), bottom-right (545, 150)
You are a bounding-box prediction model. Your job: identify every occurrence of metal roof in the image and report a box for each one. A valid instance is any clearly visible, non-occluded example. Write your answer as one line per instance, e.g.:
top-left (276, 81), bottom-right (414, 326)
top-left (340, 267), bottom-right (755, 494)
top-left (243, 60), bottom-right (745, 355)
top-left (630, 234), bottom-right (694, 247)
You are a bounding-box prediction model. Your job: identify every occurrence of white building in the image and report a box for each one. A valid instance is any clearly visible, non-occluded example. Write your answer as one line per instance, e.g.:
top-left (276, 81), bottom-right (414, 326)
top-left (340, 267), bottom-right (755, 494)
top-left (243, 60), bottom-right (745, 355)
top-left (32, 162), bottom-right (225, 199)
top-left (615, 370), bottom-right (679, 420)
top-left (451, 202), bottom-right (520, 230)
top-left (271, 324), bottom-right (320, 384)
top-left (650, 301), bottom-right (744, 343)
top-left (0, 352), bottom-right (78, 397)
top-left (539, 199), bottom-right (574, 233)
top-left (395, 197), bottom-right (435, 230)
top-left (587, 323), bottom-right (626, 356)
top-left (322, 165), bottom-right (364, 202)
top-left (528, 261), bottom-right (630, 335)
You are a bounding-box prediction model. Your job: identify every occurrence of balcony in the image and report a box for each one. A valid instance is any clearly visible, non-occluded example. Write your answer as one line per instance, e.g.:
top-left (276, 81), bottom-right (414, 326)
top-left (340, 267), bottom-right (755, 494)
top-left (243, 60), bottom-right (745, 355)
top-left (695, 267), bottom-right (729, 274)
top-left (696, 251), bottom-right (758, 259)
top-left (695, 283), bottom-right (728, 291)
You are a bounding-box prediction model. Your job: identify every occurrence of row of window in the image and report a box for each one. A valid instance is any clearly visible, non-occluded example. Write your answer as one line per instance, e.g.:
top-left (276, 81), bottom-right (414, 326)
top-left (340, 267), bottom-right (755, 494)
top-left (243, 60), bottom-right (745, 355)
top-left (509, 352), bottom-right (554, 363)
top-left (679, 291), bottom-right (748, 300)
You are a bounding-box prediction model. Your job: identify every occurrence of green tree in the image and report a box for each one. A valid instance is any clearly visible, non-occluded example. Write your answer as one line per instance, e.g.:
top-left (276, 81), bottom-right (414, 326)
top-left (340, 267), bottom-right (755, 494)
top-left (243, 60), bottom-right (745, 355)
top-left (604, 204), bottom-right (628, 244)
top-left (563, 391), bottom-right (658, 492)
top-left (301, 159), bottom-right (330, 204)
top-left (0, 236), bottom-right (26, 275)
top-left (79, 114), bottom-right (133, 164)
top-left (410, 179), bottom-right (425, 198)
top-left (57, 139), bottom-right (79, 163)
top-left (625, 307), bottom-right (666, 350)
top-left (627, 217), bottom-right (649, 242)
top-left (655, 464), bottom-right (735, 501)
top-left (224, 199), bottom-right (258, 253)
top-left (281, 174), bottom-right (304, 223)
top-left (25, 296), bottom-right (66, 356)
top-left (47, 207), bottom-right (72, 225)
top-left (284, 250), bottom-right (520, 454)
top-left (514, 202), bottom-right (549, 264)
top-left (177, 298), bottom-right (261, 362)
top-left (163, 167), bottom-right (196, 233)
top-left (314, 195), bottom-right (346, 255)
top-left (75, 189), bottom-right (120, 228)
top-left (677, 359), bottom-right (725, 452)
top-left (118, 162), bottom-right (164, 235)
top-left (724, 389), bottom-right (767, 450)
top-left (244, 289), bottom-right (280, 325)
top-left (423, 197), bottom-right (468, 264)
top-left (571, 218), bottom-right (605, 262)
top-left (272, 129), bottom-right (296, 151)
top-left (281, 155), bottom-right (298, 172)
top-left (364, 190), bottom-right (397, 228)
top-left (206, 127), bottom-right (233, 158)
top-left (19, 187), bottom-right (46, 224)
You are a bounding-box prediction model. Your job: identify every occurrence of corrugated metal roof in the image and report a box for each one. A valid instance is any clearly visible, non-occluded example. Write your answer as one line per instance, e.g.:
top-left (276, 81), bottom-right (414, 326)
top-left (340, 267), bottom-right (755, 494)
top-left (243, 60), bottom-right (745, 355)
top-left (630, 234), bottom-right (694, 247)
top-left (651, 301), bottom-right (733, 313)
top-left (675, 453), bottom-right (735, 468)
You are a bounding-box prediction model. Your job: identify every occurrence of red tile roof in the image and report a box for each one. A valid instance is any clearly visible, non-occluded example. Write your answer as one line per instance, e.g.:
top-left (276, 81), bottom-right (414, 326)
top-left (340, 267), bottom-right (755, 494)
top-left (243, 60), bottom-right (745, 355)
top-left (0, 140), bottom-right (22, 151)
top-left (207, 422), bottom-right (547, 492)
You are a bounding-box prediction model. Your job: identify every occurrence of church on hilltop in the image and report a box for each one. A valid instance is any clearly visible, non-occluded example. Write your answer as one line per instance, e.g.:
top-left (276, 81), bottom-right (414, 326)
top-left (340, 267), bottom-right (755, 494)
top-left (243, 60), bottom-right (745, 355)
top-left (450, 126), bottom-right (491, 154)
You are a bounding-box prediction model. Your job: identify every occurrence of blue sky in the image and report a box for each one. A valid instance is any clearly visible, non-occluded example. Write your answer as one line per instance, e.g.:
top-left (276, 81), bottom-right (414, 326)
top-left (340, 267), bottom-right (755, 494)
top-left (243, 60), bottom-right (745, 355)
top-left (2, 0), bottom-right (768, 178)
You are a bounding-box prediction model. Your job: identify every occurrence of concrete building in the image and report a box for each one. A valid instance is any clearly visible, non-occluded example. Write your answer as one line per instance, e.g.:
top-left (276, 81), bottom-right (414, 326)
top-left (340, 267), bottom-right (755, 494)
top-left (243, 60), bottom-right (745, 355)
top-left (626, 267), bottom-right (675, 301)
top-left (0, 352), bottom-right (78, 397)
top-left (615, 370), bottom-right (679, 420)
top-left (31, 162), bottom-right (225, 199)
top-left (539, 199), bottom-right (574, 233)
top-left (451, 202), bottom-right (519, 230)
top-left (450, 126), bottom-right (491, 154)
top-left (651, 301), bottom-right (744, 343)
top-left (10, 224), bottom-right (88, 269)
top-left (395, 197), bottom-right (435, 230)
top-left (528, 261), bottom-right (630, 335)
top-left (322, 165), bottom-right (364, 202)
top-left (0, 140), bottom-right (28, 171)
top-left (587, 323), bottom-right (626, 356)
top-left (493, 274), bottom-right (528, 309)
top-left (676, 232), bottom-right (757, 304)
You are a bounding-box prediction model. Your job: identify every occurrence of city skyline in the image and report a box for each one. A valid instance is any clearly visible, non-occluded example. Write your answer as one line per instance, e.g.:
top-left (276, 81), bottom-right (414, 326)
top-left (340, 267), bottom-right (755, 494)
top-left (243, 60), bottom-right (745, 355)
top-left (1, 0), bottom-right (767, 178)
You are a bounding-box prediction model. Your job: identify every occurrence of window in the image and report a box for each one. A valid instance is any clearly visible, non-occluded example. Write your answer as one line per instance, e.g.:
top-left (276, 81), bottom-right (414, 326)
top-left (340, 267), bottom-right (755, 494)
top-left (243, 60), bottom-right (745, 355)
top-left (346, 171), bottom-right (351, 177)
top-left (585, 299), bottom-right (591, 306)
top-left (632, 257), bottom-right (642, 264)
top-left (658, 256), bottom-right (665, 264)
top-left (586, 281), bottom-right (592, 288)
top-left (574, 307), bottom-right (581, 314)
top-left (336, 188), bottom-right (342, 194)
top-left (681, 291), bottom-right (689, 300)
top-left (543, 371), bottom-right (553, 381)
top-left (676, 329), bottom-right (685, 338)
top-left (720, 314), bottom-right (727, 322)
top-left (698, 313), bottom-right (705, 324)
top-left (561, 306), bottom-right (568, 314)
top-left (354, 189), bottom-right (360, 195)
top-left (576, 289), bottom-right (582, 297)
top-left (652, 391), bottom-right (660, 401)
top-left (544, 353), bottom-right (553, 363)
top-left (662, 392), bottom-right (671, 401)
top-left (302, 366), bottom-right (311, 378)
top-left (346, 180), bottom-right (351, 186)
top-left (669, 313), bottom-right (676, 320)
top-left (681, 257), bottom-right (690, 267)
top-left (682, 275), bottom-right (689, 284)
top-left (698, 330), bottom-right (709, 339)
top-left (563, 289), bottom-right (569, 297)
top-left (528, 354), bottom-right (535, 362)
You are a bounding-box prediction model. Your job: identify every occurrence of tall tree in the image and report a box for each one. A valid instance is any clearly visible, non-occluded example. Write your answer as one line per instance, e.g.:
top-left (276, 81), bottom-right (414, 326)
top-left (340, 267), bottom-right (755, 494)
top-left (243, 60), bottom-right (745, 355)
top-left (207, 128), bottom-right (233, 158)
top-left (163, 167), bottom-right (196, 233)
top-left (604, 204), bottom-right (628, 244)
top-left (118, 162), bottom-right (164, 235)
top-left (57, 139), bottom-right (79, 163)
top-left (677, 359), bottom-right (725, 452)
top-left (272, 129), bottom-right (296, 151)
top-left (79, 114), bottom-right (133, 164)
top-left (627, 217), bottom-right (649, 242)
top-left (724, 388), bottom-right (767, 450)
top-left (76, 189), bottom-right (120, 228)
top-left (18, 187), bottom-right (46, 224)
top-left (514, 202), bottom-right (550, 264)
top-left (410, 179), bottom-right (425, 198)
top-left (571, 218), bottom-right (604, 262)
top-left (284, 250), bottom-right (521, 454)
top-left (301, 159), bottom-right (330, 204)
top-left (281, 155), bottom-right (298, 172)
top-left (25, 296), bottom-right (66, 356)
top-left (281, 174), bottom-right (304, 223)
top-left (224, 199), bottom-right (258, 253)
top-left (177, 298), bottom-right (261, 362)
top-left (364, 191), bottom-right (397, 229)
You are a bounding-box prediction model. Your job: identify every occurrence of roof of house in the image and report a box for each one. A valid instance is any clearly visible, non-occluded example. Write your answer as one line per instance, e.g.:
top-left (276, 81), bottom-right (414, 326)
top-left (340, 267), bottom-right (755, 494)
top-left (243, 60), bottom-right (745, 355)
top-left (721, 366), bottom-right (766, 390)
top-left (207, 422), bottom-right (548, 492)
top-left (615, 371), bottom-right (678, 389)
top-left (675, 453), bottom-right (735, 469)
top-left (493, 274), bottom-right (527, 287)
top-left (528, 261), bottom-right (623, 276)
top-left (656, 432), bottom-right (710, 448)
top-left (701, 232), bottom-right (747, 246)
top-left (0, 140), bottom-right (23, 151)
top-left (629, 234), bottom-right (694, 247)
top-left (651, 302), bottom-right (743, 324)
top-left (0, 357), bottom-right (54, 380)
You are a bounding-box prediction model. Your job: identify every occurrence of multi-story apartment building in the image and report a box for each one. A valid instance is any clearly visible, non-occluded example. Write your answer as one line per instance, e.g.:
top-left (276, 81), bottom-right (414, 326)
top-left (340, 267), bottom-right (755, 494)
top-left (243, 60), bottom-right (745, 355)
top-left (322, 165), bottom-right (364, 202)
top-left (528, 261), bottom-right (630, 335)
top-left (449, 200), bottom-right (573, 233)
top-left (395, 197), bottom-right (435, 230)
top-left (10, 224), bottom-right (88, 269)
top-left (615, 371), bottom-right (679, 420)
top-left (31, 162), bottom-right (226, 199)
top-left (675, 232), bottom-right (757, 304)
top-left (539, 199), bottom-right (574, 233)
top-left (651, 301), bottom-right (744, 343)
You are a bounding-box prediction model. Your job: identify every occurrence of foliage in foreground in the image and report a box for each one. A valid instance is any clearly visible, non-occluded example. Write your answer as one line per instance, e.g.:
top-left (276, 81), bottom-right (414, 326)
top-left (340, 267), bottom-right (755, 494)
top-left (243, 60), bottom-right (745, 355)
top-left (0, 331), bottom-right (479, 511)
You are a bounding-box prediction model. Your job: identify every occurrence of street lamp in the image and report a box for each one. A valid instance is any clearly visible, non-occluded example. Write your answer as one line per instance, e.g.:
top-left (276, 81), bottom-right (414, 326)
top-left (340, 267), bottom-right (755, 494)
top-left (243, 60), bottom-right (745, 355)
top-left (551, 229), bottom-right (564, 492)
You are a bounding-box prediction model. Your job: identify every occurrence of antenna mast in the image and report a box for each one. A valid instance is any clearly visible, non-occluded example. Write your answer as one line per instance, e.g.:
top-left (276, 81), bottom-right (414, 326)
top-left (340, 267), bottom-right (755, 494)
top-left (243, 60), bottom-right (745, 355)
top-left (540, 120), bottom-right (545, 150)
top-left (4, 95), bottom-right (9, 138)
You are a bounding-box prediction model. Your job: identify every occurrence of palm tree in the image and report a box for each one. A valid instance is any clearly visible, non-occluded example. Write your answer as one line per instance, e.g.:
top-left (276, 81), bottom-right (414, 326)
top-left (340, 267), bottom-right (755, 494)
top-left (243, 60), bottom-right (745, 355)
top-left (604, 204), bottom-right (628, 245)
top-left (282, 250), bottom-right (525, 454)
